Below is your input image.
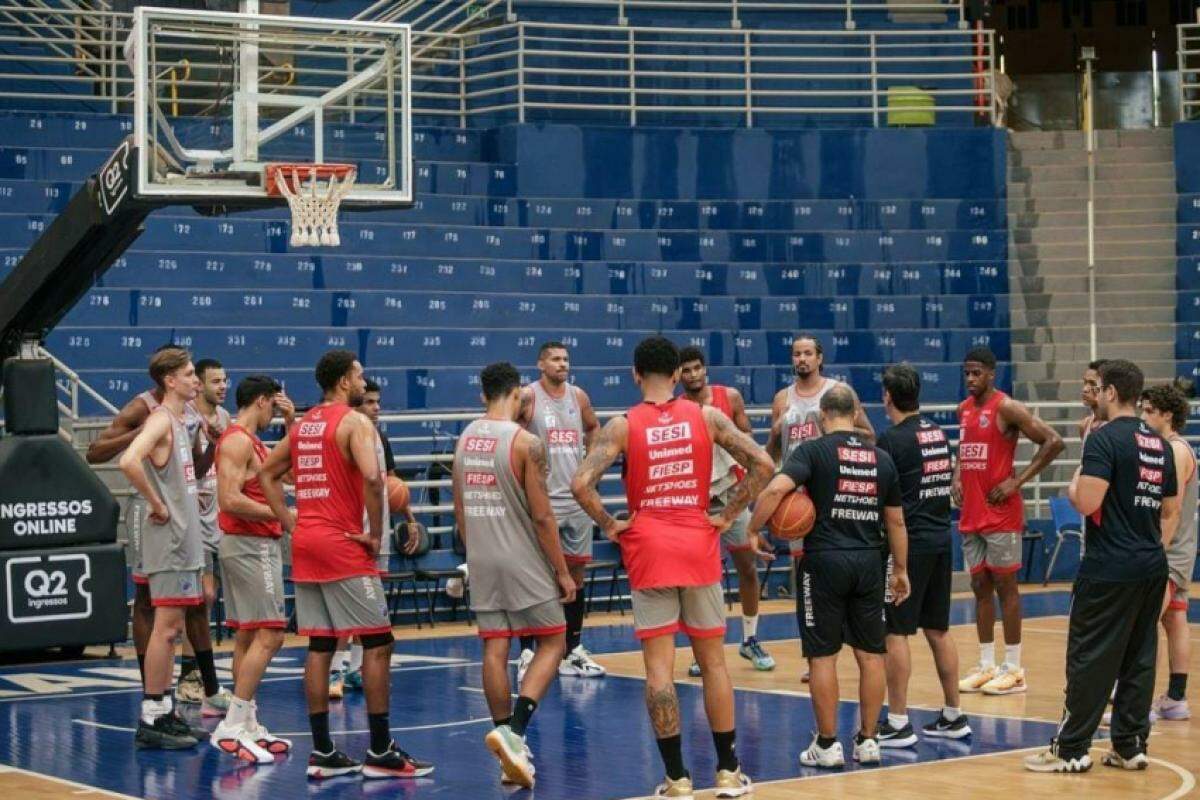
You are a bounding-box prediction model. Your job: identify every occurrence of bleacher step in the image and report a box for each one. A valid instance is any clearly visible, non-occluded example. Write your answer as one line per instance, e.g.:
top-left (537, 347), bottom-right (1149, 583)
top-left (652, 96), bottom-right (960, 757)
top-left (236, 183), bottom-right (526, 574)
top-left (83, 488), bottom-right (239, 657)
top-left (1012, 341), bottom-right (1174, 364)
top-left (1006, 289), bottom-right (1175, 311)
top-left (1008, 129), bottom-right (1173, 151)
top-left (1010, 305), bottom-right (1174, 328)
top-left (1008, 254), bottom-right (1176, 276)
top-left (1010, 323), bottom-right (1171, 345)
top-left (1009, 223), bottom-right (1176, 245)
top-left (1012, 273), bottom-right (1175, 293)
top-left (1007, 208), bottom-right (1175, 228)
top-left (1009, 194), bottom-right (1175, 214)
top-left (1009, 161), bottom-right (1175, 183)
top-left (1007, 177), bottom-right (1175, 200)
top-left (1012, 239), bottom-right (1174, 259)
top-left (1008, 146), bottom-right (1174, 168)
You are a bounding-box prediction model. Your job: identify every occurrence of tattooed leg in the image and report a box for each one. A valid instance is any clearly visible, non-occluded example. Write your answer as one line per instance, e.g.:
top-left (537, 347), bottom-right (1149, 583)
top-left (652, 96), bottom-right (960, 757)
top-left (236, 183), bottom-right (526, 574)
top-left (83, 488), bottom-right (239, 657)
top-left (642, 634), bottom-right (681, 737)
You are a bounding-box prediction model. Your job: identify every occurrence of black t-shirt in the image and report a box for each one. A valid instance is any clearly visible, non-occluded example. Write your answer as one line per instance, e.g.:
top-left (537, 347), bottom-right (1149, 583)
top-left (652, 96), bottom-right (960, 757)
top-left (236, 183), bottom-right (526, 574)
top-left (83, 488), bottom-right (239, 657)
top-left (781, 430), bottom-right (902, 552)
top-left (378, 425), bottom-right (396, 475)
top-left (1078, 415), bottom-right (1175, 582)
top-left (877, 414), bottom-right (953, 554)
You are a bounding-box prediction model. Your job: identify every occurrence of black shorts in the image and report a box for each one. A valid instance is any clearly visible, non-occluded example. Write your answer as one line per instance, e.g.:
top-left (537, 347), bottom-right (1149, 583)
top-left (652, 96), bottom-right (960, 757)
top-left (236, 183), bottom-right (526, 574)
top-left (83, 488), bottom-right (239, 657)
top-left (885, 550), bottom-right (952, 636)
top-left (797, 549), bottom-right (886, 658)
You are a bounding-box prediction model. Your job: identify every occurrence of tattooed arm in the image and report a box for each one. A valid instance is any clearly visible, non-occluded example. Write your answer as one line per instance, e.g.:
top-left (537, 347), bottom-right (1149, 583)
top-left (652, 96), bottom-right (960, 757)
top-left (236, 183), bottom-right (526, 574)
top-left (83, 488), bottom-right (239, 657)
top-left (520, 432), bottom-right (575, 600)
top-left (704, 406), bottom-right (774, 530)
top-left (570, 415), bottom-right (629, 540)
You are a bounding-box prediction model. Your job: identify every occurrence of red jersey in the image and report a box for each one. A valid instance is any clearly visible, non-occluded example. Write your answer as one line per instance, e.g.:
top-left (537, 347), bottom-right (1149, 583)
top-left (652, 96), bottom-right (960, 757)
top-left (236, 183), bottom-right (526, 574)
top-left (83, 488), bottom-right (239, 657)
top-left (621, 397), bottom-right (719, 589)
top-left (216, 424), bottom-right (283, 538)
top-left (957, 390), bottom-right (1024, 534)
top-left (709, 385), bottom-right (746, 481)
top-left (290, 403), bottom-right (374, 581)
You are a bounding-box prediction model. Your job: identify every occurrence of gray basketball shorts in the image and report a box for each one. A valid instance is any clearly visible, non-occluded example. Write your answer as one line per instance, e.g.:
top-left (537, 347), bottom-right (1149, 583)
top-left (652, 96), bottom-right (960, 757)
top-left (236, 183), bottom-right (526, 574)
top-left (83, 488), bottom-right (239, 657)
top-left (558, 508), bottom-right (595, 565)
top-left (127, 496), bottom-right (147, 585)
top-left (961, 531), bottom-right (1022, 576)
top-left (294, 575), bottom-right (391, 638)
top-left (476, 598), bottom-right (566, 640)
top-left (219, 534), bottom-right (286, 630)
top-left (148, 568), bottom-right (204, 607)
top-left (632, 583), bottom-right (726, 641)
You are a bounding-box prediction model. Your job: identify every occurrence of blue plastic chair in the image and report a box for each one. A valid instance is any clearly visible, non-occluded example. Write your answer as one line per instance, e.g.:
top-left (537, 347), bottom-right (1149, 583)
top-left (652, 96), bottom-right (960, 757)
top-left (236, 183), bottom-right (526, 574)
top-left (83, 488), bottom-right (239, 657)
top-left (1044, 495), bottom-right (1085, 585)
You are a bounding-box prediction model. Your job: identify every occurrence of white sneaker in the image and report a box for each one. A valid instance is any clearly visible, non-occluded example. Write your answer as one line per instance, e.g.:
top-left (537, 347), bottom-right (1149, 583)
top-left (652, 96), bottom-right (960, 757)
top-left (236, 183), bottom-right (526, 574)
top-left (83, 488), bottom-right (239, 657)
top-left (558, 646), bottom-right (606, 678)
top-left (500, 742), bottom-right (535, 785)
top-left (516, 649), bottom-right (535, 686)
top-left (959, 663), bottom-right (997, 693)
top-left (247, 722), bottom-right (291, 755)
top-left (980, 663), bottom-right (1026, 696)
top-left (1102, 750), bottom-right (1149, 770)
top-left (212, 719), bottom-right (274, 765)
top-left (485, 725), bottom-right (534, 789)
top-left (853, 736), bottom-right (881, 764)
top-left (799, 735), bottom-right (845, 768)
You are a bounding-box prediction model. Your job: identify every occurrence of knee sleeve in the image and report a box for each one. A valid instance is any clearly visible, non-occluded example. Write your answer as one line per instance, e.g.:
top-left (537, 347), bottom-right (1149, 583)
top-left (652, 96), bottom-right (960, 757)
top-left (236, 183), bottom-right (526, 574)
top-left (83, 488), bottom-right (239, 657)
top-left (308, 636), bottom-right (338, 653)
top-left (359, 631), bottom-right (394, 650)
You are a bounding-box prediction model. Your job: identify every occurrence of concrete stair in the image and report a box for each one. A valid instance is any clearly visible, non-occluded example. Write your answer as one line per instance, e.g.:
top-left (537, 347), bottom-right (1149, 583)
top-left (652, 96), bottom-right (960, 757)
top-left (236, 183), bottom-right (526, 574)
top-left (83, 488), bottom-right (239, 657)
top-left (1005, 126), bottom-right (1177, 441)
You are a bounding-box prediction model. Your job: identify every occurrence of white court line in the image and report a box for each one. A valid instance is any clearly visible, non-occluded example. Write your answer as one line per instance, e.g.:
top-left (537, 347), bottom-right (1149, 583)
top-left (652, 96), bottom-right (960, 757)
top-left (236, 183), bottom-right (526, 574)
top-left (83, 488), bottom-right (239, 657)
top-left (72, 716), bottom-right (492, 736)
top-left (0, 763), bottom-right (140, 799)
top-left (0, 659), bottom-right (491, 704)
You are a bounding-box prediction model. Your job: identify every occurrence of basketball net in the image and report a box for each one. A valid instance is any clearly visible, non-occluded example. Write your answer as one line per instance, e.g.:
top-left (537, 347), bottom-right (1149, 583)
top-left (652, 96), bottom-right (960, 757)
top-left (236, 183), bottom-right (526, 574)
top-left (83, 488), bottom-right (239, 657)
top-left (272, 166), bottom-right (357, 248)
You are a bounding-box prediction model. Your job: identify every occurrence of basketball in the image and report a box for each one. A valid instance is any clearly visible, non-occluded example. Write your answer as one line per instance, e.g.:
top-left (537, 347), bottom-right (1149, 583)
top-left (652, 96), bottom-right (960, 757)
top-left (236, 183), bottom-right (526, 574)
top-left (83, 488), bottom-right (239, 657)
top-left (768, 489), bottom-right (815, 540)
top-left (387, 475), bottom-right (410, 513)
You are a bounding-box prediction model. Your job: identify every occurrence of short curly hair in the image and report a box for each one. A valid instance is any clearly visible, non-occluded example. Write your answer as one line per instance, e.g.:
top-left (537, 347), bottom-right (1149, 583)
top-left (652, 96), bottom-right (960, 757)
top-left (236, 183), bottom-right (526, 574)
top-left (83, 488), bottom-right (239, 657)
top-left (1141, 384), bottom-right (1189, 433)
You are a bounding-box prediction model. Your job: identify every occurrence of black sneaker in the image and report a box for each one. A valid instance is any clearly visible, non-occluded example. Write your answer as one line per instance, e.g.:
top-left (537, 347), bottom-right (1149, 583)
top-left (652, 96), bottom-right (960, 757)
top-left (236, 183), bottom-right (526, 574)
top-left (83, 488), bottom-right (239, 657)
top-left (362, 741), bottom-right (435, 779)
top-left (166, 711), bottom-right (209, 740)
top-left (307, 749), bottom-right (362, 780)
top-left (135, 715), bottom-right (199, 750)
top-left (923, 713), bottom-right (972, 739)
top-left (877, 721), bottom-right (918, 749)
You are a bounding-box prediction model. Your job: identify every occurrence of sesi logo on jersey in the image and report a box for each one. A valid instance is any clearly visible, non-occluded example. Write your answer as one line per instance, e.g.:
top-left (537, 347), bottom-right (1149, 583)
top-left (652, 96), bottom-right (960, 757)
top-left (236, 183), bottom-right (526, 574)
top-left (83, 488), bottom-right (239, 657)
top-left (463, 437), bottom-right (497, 453)
top-left (646, 422), bottom-right (691, 445)
top-left (297, 421), bottom-right (326, 437)
top-left (547, 429), bottom-right (580, 446)
top-left (959, 442), bottom-right (988, 460)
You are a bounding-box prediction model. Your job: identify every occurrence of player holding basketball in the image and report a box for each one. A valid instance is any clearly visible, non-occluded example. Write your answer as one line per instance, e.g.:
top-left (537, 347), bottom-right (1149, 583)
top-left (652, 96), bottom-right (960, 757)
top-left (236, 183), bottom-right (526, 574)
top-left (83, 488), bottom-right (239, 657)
top-left (516, 341), bottom-right (604, 681)
top-left (177, 357), bottom-right (234, 710)
top-left (86, 348), bottom-right (227, 715)
top-left (572, 336), bottom-right (773, 798)
top-left (765, 334), bottom-right (874, 564)
top-left (678, 346), bottom-right (775, 675)
top-left (453, 361), bottom-right (575, 789)
top-left (258, 350), bottom-right (434, 780)
top-left (212, 375), bottom-right (295, 763)
top-left (875, 364), bottom-right (970, 747)
top-left (749, 383), bottom-right (910, 769)
top-left (118, 348), bottom-right (209, 750)
top-left (954, 347), bottom-right (1063, 696)
top-left (1026, 360), bottom-right (1180, 773)
top-left (1140, 384), bottom-right (1196, 722)
top-left (1078, 360), bottom-right (1109, 442)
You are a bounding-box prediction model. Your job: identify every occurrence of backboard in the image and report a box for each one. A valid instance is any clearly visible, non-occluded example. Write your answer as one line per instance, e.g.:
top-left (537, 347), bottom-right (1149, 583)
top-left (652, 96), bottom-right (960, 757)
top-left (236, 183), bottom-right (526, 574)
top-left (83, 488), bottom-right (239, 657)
top-left (129, 4), bottom-right (412, 208)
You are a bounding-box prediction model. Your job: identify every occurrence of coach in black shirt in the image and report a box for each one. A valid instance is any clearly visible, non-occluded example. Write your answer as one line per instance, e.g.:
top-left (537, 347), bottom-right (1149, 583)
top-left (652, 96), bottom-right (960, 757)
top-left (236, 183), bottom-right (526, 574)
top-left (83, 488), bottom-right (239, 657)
top-left (875, 364), bottom-right (970, 748)
top-left (1026, 359), bottom-right (1181, 775)
top-left (749, 384), bottom-right (910, 770)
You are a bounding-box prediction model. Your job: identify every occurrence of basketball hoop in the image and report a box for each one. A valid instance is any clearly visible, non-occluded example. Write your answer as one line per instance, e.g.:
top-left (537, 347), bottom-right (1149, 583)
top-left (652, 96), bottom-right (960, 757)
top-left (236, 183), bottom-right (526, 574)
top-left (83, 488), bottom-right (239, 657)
top-left (264, 163), bottom-right (357, 248)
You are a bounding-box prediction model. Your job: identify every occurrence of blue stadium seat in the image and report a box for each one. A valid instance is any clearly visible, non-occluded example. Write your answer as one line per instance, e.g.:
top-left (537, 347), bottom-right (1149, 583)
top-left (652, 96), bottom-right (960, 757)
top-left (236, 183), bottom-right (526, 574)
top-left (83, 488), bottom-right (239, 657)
top-left (133, 290), bottom-right (334, 327)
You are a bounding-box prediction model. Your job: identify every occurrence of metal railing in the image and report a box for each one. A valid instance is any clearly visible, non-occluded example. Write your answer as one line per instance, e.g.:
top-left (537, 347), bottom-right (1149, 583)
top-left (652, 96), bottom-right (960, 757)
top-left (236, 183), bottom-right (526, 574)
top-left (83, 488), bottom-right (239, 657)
top-left (75, 398), bottom-right (1145, 538)
top-left (1179, 23), bottom-right (1200, 120)
top-left (0, 6), bottom-right (999, 127)
top-left (382, 0), bottom-right (967, 31)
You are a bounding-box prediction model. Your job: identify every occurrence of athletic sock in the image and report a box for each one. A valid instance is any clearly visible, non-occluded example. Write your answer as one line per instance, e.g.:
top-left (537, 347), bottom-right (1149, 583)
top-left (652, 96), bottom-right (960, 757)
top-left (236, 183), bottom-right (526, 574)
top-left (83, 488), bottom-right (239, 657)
top-left (942, 706), bottom-right (962, 722)
top-left (332, 651), bottom-right (349, 674)
top-left (742, 615), bottom-right (759, 641)
top-left (1168, 673), bottom-right (1188, 701)
top-left (510, 696), bottom-right (538, 737)
top-left (655, 734), bottom-right (688, 781)
top-left (179, 656), bottom-right (198, 680)
top-left (979, 643), bottom-right (995, 668)
top-left (565, 594), bottom-right (586, 654)
top-left (518, 636), bottom-right (536, 653)
top-left (141, 694), bottom-right (165, 725)
top-left (309, 712), bottom-right (334, 753)
top-left (367, 713), bottom-right (391, 754)
top-left (227, 696), bottom-right (252, 727)
top-left (493, 716), bottom-right (512, 728)
top-left (195, 649), bottom-right (220, 697)
top-left (136, 653), bottom-right (146, 684)
top-left (887, 713), bottom-right (909, 730)
top-left (712, 729), bottom-right (738, 772)
top-left (1004, 643), bottom-right (1021, 670)
top-left (348, 645), bottom-right (364, 673)
top-left (816, 734), bottom-right (838, 750)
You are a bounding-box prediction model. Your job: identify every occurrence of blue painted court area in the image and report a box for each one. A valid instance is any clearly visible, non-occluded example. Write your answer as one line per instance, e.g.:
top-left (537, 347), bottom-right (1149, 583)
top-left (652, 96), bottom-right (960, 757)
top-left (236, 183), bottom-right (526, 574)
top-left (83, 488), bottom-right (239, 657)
top-left (0, 592), bottom-right (1135, 800)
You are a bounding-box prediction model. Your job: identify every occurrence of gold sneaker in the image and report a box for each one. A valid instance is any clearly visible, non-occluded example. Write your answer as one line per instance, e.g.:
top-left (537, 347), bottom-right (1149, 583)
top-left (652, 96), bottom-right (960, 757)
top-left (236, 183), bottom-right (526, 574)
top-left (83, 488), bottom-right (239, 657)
top-left (654, 775), bottom-right (694, 798)
top-left (176, 671), bottom-right (205, 704)
top-left (328, 670), bottom-right (345, 701)
top-left (714, 768), bottom-right (752, 798)
top-left (981, 663), bottom-right (1026, 695)
top-left (958, 663), bottom-right (997, 693)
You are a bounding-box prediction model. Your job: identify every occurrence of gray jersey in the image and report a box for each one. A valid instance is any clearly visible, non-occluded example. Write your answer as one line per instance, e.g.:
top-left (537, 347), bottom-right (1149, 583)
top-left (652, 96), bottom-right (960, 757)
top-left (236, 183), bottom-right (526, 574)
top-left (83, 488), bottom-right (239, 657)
top-left (1167, 434), bottom-right (1198, 588)
top-left (367, 428), bottom-right (392, 557)
top-left (455, 419), bottom-right (559, 612)
top-left (141, 407), bottom-right (205, 574)
top-left (194, 403), bottom-right (232, 551)
top-left (780, 378), bottom-right (837, 463)
top-left (527, 381), bottom-right (586, 516)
